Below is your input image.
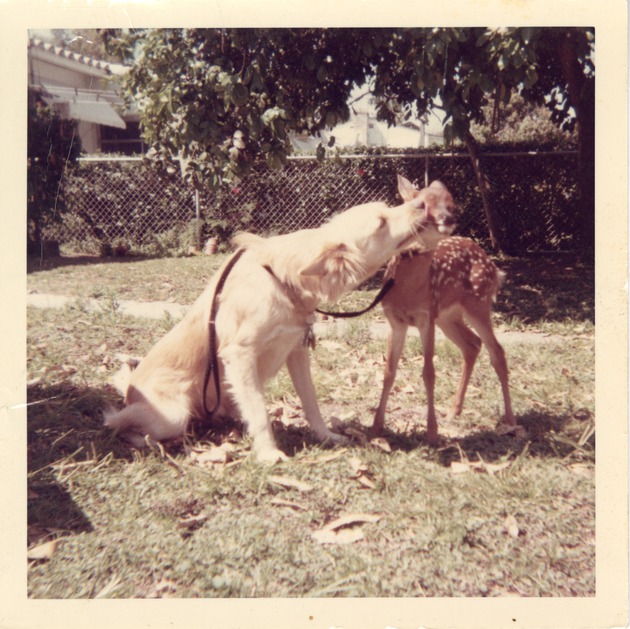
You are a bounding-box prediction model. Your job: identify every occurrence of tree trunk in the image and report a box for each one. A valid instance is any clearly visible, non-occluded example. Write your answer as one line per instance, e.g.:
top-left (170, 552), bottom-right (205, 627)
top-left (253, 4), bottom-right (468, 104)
top-left (559, 28), bottom-right (595, 256)
top-left (463, 130), bottom-right (503, 252)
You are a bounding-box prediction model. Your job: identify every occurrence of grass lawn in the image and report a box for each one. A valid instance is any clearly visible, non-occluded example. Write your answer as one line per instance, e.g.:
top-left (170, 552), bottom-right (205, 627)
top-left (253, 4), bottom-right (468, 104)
top-left (26, 252), bottom-right (595, 598)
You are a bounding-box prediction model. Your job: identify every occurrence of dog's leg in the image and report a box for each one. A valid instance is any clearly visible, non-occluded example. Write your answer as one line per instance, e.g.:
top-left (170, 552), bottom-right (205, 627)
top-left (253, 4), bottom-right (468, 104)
top-left (221, 344), bottom-right (288, 463)
top-left (286, 346), bottom-right (347, 444)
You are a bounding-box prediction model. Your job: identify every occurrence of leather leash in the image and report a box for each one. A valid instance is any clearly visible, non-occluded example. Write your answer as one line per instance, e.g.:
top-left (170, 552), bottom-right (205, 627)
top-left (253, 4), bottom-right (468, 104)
top-left (203, 252), bottom-right (396, 420)
top-left (314, 277), bottom-right (395, 318)
top-left (202, 247), bottom-right (246, 420)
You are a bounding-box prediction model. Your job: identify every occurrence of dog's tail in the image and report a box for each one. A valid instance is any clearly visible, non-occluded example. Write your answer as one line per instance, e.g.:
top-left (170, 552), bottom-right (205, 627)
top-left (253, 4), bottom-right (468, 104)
top-left (103, 404), bottom-right (136, 433)
top-left (109, 356), bottom-right (140, 396)
top-left (232, 231), bottom-right (264, 249)
top-left (103, 404), bottom-right (153, 448)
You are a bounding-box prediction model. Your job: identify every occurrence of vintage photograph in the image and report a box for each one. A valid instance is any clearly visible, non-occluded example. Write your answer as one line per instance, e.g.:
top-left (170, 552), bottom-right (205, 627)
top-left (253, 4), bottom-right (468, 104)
top-left (8, 6), bottom-right (624, 626)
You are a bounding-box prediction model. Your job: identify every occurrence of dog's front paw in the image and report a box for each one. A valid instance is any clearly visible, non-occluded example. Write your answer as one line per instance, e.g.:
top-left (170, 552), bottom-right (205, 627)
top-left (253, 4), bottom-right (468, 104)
top-left (253, 445), bottom-right (289, 464)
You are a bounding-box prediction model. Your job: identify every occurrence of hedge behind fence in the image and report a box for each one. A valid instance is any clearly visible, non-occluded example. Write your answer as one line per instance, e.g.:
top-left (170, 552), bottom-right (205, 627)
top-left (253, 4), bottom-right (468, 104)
top-left (47, 147), bottom-right (580, 256)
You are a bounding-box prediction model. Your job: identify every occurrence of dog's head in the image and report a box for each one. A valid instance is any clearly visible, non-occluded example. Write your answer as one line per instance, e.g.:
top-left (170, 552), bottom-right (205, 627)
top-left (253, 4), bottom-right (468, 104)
top-left (396, 175), bottom-right (457, 248)
top-left (234, 178), bottom-right (457, 305)
top-left (301, 180), bottom-right (455, 301)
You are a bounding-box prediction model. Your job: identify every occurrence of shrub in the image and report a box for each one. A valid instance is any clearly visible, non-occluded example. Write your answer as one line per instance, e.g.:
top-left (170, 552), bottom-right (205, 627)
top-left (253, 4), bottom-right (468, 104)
top-left (27, 96), bottom-right (82, 254)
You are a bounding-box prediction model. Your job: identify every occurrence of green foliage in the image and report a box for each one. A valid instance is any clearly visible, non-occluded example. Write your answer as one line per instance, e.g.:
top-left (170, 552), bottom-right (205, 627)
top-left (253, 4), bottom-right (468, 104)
top-left (27, 98), bottom-right (82, 252)
top-left (470, 94), bottom-right (578, 148)
top-left (119, 28), bottom-right (367, 188)
top-left (111, 28), bottom-right (593, 189)
top-left (54, 147), bottom-right (580, 256)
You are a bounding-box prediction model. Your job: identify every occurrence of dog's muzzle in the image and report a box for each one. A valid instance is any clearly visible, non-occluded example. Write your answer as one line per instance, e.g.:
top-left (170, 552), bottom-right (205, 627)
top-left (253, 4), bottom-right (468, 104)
top-left (413, 215), bottom-right (457, 237)
top-left (437, 215), bottom-right (457, 235)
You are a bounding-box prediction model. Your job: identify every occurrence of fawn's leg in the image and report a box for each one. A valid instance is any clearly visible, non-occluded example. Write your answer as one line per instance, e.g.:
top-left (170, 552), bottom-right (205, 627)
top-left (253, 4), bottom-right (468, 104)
top-left (372, 316), bottom-right (408, 436)
top-left (417, 313), bottom-right (438, 446)
top-left (436, 312), bottom-right (482, 421)
top-left (466, 309), bottom-right (515, 427)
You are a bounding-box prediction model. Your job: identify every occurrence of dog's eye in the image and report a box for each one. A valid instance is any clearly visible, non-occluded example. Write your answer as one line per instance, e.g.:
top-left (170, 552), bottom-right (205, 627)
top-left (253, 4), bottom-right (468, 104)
top-left (378, 216), bottom-right (388, 229)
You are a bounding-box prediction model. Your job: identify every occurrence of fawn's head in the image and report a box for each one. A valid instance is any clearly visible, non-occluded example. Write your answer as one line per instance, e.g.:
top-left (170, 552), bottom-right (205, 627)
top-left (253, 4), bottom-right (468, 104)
top-left (397, 175), bottom-right (457, 247)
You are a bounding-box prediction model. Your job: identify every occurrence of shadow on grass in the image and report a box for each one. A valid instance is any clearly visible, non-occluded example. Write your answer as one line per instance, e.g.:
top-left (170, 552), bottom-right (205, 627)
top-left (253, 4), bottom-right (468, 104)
top-left (437, 410), bottom-right (595, 466)
top-left (27, 253), bottom-right (153, 274)
top-left (27, 381), bottom-right (132, 541)
top-left (495, 254), bottom-right (594, 324)
top-left (28, 480), bottom-right (94, 542)
top-left (26, 378), bottom-right (594, 488)
top-left (296, 409), bottom-right (595, 466)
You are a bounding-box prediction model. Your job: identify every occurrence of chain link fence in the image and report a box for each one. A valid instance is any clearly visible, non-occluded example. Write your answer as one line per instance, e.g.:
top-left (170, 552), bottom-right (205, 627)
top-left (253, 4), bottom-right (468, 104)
top-left (45, 151), bottom-right (580, 256)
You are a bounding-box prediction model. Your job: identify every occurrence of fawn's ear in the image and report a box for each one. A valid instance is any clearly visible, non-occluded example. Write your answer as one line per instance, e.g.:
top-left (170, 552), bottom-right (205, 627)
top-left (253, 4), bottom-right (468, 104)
top-left (397, 175), bottom-right (418, 202)
top-left (428, 180), bottom-right (447, 191)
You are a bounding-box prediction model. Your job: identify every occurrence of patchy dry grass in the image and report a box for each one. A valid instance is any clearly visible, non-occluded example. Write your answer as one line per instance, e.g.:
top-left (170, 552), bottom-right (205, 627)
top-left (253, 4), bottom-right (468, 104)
top-left (27, 251), bottom-right (594, 328)
top-left (27, 274), bottom-right (595, 598)
top-left (27, 254), bottom-right (225, 305)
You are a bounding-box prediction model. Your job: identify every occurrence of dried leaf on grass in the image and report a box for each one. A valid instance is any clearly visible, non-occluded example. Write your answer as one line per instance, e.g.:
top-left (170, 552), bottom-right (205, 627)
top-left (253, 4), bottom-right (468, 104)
top-left (504, 515), bottom-right (520, 538)
top-left (450, 461), bottom-right (471, 475)
top-left (370, 437), bottom-right (392, 453)
top-left (27, 539), bottom-right (58, 561)
top-left (189, 443), bottom-right (236, 466)
top-left (450, 459), bottom-right (511, 476)
top-left (312, 527), bottom-right (365, 545)
top-left (301, 449), bottom-right (347, 465)
top-left (348, 457), bottom-right (377, 489)
top-left (312, 513), bottom-right (381, 545)
top-left (177, 512), bottom-right (208, 530)
top-left (270, 498), bottom-right (307, 511)
top-left (268, 475), bottom-right (313, 493)
top-left (145, 579), bottom-right (178, 599)
top-left (348, 456), bottom-right (369, 475)
top-left (356, 475), bottom-right (377, 489)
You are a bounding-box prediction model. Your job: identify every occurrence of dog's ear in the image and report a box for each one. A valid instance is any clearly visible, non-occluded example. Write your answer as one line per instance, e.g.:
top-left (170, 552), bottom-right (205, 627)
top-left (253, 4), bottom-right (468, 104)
top-left (397, 174), bottom-right (418, 202)
top-left (300, 243), bottom-right (350, 278)
top-left (300, 243), bottom-right (365, 301)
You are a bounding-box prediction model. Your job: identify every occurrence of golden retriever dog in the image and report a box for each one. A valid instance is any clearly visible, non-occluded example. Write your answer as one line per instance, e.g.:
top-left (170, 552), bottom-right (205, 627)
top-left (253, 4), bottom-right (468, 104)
top-left (104, 176), bottom-right (456, 462)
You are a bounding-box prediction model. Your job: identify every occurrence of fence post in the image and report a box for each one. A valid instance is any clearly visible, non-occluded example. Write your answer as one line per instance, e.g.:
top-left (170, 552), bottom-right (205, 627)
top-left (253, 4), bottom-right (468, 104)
top-left (195, 189), bottom-right (202, 250)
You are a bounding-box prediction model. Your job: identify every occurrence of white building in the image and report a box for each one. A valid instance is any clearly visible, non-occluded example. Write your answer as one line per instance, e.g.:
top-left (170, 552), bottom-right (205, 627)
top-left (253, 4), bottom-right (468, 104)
top-left (28, 35), bottom-right (443, 156)
top-left (28, 37), bottom-right (142, 154)
top-left (292, 96), bottom-right (444, 153)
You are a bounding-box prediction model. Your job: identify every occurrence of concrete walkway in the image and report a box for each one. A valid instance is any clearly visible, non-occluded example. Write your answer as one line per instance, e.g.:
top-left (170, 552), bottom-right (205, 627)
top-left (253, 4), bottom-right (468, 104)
top-left (27, 291), bottom-right (563, 345)
top-left (27, 292), bottom-right (189, 320)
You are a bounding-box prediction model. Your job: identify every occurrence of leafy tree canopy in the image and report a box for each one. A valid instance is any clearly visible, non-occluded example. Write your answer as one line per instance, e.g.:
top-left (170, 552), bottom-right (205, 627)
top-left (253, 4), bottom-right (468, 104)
top-left (106, 27), bottom-right (593, 189)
